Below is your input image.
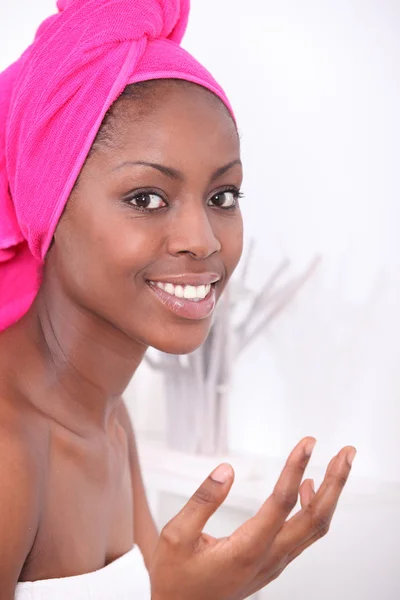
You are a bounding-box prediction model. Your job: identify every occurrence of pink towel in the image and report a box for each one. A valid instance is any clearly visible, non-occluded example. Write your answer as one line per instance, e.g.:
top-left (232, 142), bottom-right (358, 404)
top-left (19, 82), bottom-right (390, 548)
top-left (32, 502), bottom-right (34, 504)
top-left (0, 0), bottom-right (233, 331)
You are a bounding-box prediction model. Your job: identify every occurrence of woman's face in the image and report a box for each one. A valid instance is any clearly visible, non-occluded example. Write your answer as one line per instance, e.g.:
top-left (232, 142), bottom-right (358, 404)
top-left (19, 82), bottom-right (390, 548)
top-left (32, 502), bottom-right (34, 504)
top-left (50, 82), bottom-right (243, 354)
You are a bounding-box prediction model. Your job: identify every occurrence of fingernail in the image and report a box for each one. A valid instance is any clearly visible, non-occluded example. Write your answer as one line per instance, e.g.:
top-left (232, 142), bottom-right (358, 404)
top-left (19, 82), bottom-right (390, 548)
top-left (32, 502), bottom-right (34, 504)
top-left (310, 479), bottom-right (315, 492)
top-left (304, 438), bottom-right (317, 456)
top-left (210, 463), bottom-right (232, 483)
top-left (347, 448), bottom-right (357, 466)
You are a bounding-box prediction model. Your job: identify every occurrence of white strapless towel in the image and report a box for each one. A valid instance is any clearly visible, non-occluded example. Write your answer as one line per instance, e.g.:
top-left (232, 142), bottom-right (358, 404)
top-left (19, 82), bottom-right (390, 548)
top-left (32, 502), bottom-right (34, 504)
top-left (15, 545), bottom-right (151, 600)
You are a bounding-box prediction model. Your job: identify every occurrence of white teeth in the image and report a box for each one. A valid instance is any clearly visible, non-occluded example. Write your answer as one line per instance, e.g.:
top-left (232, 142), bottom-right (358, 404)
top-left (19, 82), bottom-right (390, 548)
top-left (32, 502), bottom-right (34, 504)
top-left (197, 285), bottom-right (206, 299)
top-left (174, 285), bottom-right (184, 298)
top-left (150, 281), bottom-right (212, 301)
top-left (184, 285), bottom-right (197, 299)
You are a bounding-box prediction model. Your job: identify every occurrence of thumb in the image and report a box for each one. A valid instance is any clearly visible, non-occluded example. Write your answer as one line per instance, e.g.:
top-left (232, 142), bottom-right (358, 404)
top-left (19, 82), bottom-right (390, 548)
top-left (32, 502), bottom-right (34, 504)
top-left (165, 463), bottom-right (234, 546)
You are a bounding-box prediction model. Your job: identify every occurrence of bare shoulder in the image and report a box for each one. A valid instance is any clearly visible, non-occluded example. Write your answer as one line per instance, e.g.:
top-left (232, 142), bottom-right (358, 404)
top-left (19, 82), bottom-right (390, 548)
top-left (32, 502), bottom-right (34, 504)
top-left (116, 398), bottom-right (148, 481)
top-left (116, 398), bottom-right (159, 565)
top-left (0, 389), bottom-right (48, 594)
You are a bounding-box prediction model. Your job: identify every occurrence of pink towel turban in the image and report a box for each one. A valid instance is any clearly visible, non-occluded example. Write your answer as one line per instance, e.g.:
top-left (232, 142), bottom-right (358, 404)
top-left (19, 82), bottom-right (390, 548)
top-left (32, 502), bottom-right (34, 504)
top-left (0, 0), bottom-right (234, 331)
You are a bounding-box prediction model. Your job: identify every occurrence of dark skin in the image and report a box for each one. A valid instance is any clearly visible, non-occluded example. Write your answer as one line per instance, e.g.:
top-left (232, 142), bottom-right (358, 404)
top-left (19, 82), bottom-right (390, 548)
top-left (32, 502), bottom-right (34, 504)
top-left (0, 81), bottom-right (355, 599)
top-left (0, 81), bottom-right (242, 590)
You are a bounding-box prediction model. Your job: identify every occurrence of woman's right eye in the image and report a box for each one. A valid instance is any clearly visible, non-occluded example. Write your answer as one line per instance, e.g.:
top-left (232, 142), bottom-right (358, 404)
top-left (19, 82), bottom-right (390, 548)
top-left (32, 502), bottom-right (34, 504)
top-left (128, 192), bottom-right (167, 210)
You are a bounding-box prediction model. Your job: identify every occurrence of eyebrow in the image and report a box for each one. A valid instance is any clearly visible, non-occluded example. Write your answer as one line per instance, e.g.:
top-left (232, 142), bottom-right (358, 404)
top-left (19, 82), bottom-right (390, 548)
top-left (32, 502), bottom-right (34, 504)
top-left (112, 159), bottom-right (242, 183)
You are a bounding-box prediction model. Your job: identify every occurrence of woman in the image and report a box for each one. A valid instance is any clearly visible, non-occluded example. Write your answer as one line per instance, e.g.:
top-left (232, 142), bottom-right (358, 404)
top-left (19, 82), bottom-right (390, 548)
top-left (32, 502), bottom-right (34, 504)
top-left (0, 1), bottom-right (356, 598)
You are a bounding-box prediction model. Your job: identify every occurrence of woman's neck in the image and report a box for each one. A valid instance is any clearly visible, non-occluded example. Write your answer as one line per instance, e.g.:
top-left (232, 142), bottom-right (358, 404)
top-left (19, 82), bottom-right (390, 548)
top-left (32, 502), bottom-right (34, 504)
top-left (13, 281), bottom-right (148, 434)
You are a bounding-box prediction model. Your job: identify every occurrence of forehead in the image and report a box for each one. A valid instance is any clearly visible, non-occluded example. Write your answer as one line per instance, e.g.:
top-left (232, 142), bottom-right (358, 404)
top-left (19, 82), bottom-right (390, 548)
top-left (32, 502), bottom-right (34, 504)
top-left (104, 82), bottom-right (240, 169)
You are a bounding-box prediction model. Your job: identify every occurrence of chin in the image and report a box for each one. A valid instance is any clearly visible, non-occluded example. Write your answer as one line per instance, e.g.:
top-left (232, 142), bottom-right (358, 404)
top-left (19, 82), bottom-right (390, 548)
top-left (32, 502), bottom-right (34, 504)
top-left (145, 320), bottom-right (212, 355)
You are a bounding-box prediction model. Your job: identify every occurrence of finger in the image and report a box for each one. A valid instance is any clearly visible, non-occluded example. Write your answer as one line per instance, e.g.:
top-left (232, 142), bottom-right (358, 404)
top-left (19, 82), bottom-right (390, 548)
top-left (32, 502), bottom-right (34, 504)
top-left (161, 463), bottom-right (234, 547)
top-left (299, 478), bottom-right (315, 509)
top-left (239, 478), bottom-right (315, 598)
top-left (231, 437), bottom-right (316, 553)
top-left (286, 529), bottom-right (323, 565)
top-left (256, 437), bottom-right (316, 528)
top-left (273, 446), bottom-right (356, 554)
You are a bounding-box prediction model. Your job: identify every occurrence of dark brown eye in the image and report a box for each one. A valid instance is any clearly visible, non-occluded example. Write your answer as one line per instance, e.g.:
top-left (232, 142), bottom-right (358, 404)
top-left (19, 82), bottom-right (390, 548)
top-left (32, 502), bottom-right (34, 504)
top-left (130, 193), bottom-right (166, 209)
top-left (208, 190), bottom-right (238, 208)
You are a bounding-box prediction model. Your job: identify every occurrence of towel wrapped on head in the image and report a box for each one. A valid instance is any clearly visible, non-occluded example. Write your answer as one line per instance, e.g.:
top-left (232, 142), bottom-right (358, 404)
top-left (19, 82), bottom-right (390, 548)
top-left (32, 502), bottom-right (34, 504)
top-left (0, 0), bottom-right (233, 331)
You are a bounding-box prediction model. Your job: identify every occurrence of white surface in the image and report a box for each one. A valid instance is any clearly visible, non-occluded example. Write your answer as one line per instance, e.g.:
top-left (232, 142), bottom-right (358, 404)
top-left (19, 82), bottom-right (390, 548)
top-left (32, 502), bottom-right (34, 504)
top-left (139, 436), bottom-right (400, 512)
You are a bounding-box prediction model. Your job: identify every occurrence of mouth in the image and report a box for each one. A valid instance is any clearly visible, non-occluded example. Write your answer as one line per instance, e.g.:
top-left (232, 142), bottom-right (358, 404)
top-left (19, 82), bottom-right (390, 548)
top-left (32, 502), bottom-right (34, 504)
top-left (146, 278), bottom-right (219, 320)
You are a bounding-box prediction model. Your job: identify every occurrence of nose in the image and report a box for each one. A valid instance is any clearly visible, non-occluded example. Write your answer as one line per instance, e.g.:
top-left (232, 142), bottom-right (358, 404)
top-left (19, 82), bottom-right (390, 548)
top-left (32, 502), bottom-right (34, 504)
top-left (167, 202), bottom-right (221, 260)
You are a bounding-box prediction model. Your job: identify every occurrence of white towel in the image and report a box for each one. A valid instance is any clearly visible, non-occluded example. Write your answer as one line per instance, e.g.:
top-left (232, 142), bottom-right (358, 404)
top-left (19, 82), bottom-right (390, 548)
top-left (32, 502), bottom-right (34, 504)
top-left (15, 545), bottom-right (151, 600)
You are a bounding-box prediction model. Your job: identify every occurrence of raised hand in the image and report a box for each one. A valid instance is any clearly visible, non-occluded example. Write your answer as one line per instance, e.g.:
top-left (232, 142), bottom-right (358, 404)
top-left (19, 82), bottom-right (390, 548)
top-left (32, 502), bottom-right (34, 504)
top-left (149, 438), bottom-right (356, 600)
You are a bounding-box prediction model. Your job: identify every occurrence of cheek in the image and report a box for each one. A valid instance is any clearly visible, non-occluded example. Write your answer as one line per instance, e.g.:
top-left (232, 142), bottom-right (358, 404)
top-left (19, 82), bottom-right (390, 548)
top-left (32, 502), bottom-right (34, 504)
top-left (217, 213), bottom-right (244, 275)
top-left (54, 204), bottom-right (157, 300)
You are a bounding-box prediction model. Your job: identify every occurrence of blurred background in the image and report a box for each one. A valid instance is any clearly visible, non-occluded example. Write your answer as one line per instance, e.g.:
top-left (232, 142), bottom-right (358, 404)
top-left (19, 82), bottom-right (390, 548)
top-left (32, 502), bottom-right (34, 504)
top-left (1, 0), bottom-right (399, 598)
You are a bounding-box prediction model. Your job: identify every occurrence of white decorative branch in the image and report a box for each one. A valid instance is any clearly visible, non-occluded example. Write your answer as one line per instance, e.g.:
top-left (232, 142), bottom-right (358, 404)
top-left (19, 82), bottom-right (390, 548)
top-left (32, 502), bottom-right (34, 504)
top-left (239, 256), bottom-right (321, 352)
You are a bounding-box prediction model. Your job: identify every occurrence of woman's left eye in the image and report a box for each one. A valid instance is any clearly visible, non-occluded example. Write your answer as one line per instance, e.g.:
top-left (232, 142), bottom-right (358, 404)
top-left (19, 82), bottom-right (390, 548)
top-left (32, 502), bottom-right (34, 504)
top-left (208, 190), bottom-right (241, 209)
top-left (128, 192), bottom-right (166, 210)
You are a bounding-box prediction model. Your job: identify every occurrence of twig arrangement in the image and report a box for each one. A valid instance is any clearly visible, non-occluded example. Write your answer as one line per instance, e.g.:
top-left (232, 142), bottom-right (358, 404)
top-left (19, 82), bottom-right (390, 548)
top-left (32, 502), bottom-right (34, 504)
top-left (145, 246), bottom-right (320, 455)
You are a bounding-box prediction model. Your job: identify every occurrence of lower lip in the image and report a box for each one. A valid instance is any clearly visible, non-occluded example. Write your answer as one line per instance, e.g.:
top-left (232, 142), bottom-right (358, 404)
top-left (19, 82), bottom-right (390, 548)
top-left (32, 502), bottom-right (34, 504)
top-left (147, 283), bottom-right (217, 320)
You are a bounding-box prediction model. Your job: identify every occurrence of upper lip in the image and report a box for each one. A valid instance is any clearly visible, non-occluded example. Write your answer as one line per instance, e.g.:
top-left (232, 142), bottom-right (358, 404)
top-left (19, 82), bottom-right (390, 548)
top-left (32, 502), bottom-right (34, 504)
top-left (147, 273), bottom-right (221, 286)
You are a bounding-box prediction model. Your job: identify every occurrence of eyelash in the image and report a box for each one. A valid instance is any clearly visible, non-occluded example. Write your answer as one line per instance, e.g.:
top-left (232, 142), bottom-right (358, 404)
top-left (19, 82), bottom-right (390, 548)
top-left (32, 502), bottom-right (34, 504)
top-left (123, 187), bottom-right (244, 213)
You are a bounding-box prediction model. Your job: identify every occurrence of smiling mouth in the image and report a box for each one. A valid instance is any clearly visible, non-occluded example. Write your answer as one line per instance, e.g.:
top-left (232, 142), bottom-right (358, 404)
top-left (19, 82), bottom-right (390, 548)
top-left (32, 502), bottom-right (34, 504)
top-left (147, 281), bottom-right (213, 302)
top-left (146, 279), bottom-right (218, 320)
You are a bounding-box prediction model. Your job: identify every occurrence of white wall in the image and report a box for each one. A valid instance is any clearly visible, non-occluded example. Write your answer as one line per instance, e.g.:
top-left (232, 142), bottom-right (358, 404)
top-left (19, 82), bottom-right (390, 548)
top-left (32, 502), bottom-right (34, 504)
top-left (1, 1), bottom-right (399, 597)
top-left (132, 0), bottom-right (400, 482)
top-left (126, 0), bottom-right (400, 483)
top-left (185, 0), bottom-right (400, 483)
